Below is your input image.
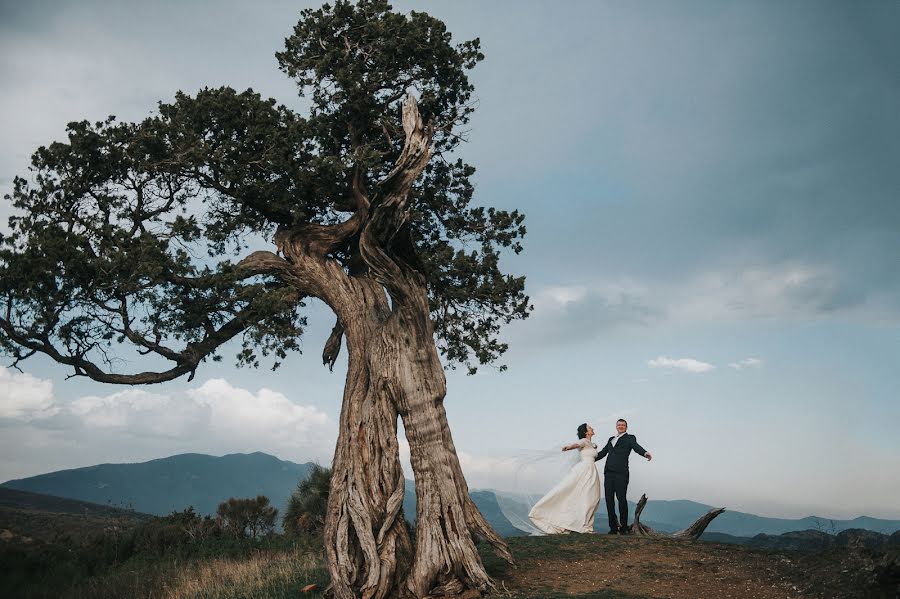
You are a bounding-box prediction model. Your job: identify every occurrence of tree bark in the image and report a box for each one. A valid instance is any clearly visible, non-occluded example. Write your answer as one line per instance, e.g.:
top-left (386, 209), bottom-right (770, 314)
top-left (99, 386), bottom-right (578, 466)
top-left (323, 282), bottom-right (513, 598)
top-left (632, 494), bottom-right (725, 540)
top-left (375, 289), bottom-right (512, 598)
top-left (323, 282), bottom-right (414, 599)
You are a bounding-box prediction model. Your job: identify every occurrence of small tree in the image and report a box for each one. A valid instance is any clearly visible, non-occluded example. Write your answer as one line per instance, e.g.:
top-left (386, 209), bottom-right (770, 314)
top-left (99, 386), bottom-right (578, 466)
top-left (283, 464), bottom-right (331, 537)
top-left (216, 496), bottom-right (278, 539)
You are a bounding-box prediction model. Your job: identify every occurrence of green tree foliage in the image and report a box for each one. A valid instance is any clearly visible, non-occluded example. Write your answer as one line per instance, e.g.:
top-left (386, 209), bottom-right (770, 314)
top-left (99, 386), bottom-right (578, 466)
top-left (0, 0), bottom-right (529, 381)
top-left (283, 464), bottom-right (331, 537)
top-left (216, 496), bottom-right (278, 539)
top-left (132, 506), bottom-right (222, 555)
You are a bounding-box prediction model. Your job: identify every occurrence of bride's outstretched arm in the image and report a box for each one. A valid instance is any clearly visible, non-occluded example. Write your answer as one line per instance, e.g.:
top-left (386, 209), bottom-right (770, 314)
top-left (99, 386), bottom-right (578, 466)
top-left (561, 441), bottom-right (582, 451)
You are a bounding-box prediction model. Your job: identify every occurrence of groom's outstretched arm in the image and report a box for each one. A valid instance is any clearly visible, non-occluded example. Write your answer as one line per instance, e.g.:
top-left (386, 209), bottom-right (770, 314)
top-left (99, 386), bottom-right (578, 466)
top-left (632, 436), bottom-right (652, 460)
top-left (632, 436), bottom-right (648, 456)
top-left (595, 443), bottom-right (609, 461)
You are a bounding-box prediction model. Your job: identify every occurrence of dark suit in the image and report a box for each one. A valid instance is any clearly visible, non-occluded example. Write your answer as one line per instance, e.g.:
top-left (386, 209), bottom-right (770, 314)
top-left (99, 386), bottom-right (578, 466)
top-left (595, 433), bottom-right (647, 531)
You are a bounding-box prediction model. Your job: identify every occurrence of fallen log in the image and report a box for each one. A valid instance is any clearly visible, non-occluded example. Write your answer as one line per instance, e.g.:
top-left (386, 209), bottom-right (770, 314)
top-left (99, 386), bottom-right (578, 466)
top-left (631, 494), bottom-right (725, 540)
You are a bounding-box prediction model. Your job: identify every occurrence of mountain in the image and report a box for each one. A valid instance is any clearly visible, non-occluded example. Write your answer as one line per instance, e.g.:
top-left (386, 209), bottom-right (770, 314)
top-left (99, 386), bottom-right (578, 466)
top-left (632, 498), bottom-right (900, 537)
top-left (4, 453), bottom-right (898, 539)
top-left (1, 452), bottom-right (313, 518)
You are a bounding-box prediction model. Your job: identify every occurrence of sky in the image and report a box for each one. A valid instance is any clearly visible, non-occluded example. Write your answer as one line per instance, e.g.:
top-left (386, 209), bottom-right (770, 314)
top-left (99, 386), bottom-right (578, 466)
top-left (1, 0), bottom-right (898, 520)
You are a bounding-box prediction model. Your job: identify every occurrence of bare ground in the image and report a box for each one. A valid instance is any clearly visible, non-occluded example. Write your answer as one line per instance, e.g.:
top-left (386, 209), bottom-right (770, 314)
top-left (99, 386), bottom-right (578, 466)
top-left (479, 533), bottom-right (898, 599)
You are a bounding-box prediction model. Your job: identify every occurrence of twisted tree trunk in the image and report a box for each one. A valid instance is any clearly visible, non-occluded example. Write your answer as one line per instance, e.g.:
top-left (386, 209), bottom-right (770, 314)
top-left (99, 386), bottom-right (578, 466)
top-left (632, 494), bottom-right (725, 540)
top-left (324, 289), bottom-right (513, 598)
top-left (278, 95), bottom-right (513, 598)
top-left (324, 299), bottom-right (412, 599)
top-left (384, 298), bottom-right (511, 597)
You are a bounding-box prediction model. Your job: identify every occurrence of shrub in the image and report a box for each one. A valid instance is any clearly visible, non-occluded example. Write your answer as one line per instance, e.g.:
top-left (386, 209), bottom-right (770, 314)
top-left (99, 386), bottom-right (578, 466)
top-left (283, 465), bottom-right (331, 537)
top-left (216, 496), bottom-right (278, 539)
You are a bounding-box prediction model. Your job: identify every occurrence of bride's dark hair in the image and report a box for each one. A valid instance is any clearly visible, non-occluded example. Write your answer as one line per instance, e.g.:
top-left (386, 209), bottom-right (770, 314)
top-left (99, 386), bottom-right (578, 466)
top-left (577, 423), bottom-right (588, 439)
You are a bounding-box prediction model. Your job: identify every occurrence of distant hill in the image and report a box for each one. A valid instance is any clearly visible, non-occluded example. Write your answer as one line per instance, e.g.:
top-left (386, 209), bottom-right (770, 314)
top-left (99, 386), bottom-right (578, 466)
top-left (4, 453), bottom-right (898, 539)
top-left (0, 487), bottom-right (153, 544)
top-left (632, 497), bottom-right (900, 537)
top-left (1, 452), bottom-right (314, 518)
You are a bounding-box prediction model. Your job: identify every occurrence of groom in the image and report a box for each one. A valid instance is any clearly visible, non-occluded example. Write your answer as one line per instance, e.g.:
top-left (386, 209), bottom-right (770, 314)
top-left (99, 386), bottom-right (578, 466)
top-left (595, 419), bottom-right (652, 534)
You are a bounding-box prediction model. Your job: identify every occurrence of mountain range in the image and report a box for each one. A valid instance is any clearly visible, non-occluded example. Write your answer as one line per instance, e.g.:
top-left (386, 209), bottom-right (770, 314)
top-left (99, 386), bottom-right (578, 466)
top-left (3, 452), bottom-right (897, 538)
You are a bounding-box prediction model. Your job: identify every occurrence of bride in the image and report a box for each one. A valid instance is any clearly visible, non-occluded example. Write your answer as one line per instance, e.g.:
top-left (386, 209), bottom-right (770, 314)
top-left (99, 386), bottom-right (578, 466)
top-left (528, 423), bottom-right (601, 534)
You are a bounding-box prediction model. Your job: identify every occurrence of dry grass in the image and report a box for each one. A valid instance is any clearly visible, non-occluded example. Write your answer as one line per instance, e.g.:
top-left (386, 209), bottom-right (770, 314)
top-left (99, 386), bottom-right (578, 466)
top-left (164, 547), bottom-right (328, 599)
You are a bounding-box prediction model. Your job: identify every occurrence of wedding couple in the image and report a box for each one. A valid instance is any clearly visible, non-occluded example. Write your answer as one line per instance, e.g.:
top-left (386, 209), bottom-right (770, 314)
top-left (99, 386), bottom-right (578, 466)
top-left (528, 419), bottom-right (652, 535)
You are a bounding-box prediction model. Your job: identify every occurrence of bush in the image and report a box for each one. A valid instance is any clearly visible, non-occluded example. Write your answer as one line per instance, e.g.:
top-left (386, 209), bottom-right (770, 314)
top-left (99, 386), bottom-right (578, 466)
top-left (132, 506), bottom-right (223, 557)
top-left (283, 465), bottom-right (330, 537)
top-left (216, 496), bottom-right (278, 539)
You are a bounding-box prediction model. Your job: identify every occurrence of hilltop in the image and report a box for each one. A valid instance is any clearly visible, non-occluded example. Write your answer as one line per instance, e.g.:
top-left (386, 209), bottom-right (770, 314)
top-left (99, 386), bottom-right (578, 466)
top-left (481, 533), bottom-right (899, 599)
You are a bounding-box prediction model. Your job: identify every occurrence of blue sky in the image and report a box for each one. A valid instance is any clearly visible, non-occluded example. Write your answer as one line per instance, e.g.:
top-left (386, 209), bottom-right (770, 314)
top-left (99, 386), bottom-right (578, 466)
top-left (1, 0), bottom-right (898, 520)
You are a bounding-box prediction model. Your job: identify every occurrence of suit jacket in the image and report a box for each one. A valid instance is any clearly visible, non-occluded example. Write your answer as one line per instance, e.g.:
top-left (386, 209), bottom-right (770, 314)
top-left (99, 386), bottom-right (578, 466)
top-left (595, 434), bottom-right (647, 474)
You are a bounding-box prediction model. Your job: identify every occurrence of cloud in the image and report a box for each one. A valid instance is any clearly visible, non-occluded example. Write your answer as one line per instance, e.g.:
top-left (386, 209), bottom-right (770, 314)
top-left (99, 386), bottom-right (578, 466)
top-left (0, 368), bottom-right (58, 421)
top-left (518, 258), bottom-right (896, 350)
top-left (648, 356), bottom-right (715, 373)
top-left (672, 262), bottom-right (870, 321)
top-left (729, 358), bottom-right (763, 370)
top-left (513, 284), bottom-right (661, 347)
top-left (68, 378), bottom-right (332, 452)
top-left (1, 377), bottom-right (334, 481)
top-left (187, 378), bottom-right (330, 450)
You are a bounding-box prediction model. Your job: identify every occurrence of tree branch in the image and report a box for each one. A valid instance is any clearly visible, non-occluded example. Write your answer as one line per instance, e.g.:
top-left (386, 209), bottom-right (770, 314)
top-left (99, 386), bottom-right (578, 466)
top-left (359, 94), bottom-right (433, 298)
top-left (0, 289), bottom-right (300, 385)
top-left (284, 168), bottom-right (370, 257)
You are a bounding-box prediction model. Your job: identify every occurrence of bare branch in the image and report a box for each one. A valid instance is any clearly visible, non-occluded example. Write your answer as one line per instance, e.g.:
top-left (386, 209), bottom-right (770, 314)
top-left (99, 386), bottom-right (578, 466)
top-left (359, 94), bottom-right (433, 297)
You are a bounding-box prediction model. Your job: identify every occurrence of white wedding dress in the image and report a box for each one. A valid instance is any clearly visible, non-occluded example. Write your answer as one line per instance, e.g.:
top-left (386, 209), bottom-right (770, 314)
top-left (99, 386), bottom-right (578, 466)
top-left (528, 438), bottom-right (601, 534)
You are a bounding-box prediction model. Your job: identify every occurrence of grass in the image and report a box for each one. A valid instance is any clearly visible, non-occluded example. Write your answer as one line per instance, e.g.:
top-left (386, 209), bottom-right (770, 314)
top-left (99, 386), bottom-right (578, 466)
top-left (1, 522), bottom-right (328, 599)
top-left (167, 547), bottom-right (328, 599)
top-left (4, 544), bottom-right (328, 599)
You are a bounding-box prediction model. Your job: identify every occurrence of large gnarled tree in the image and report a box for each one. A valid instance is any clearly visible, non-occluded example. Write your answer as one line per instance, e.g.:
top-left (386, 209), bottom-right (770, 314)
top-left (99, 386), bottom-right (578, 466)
top-left (0, 1), bottom-right (529, 597)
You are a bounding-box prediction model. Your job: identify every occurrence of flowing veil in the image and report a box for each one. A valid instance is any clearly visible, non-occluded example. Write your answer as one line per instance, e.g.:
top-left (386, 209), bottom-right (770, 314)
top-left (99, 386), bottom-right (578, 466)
top-left (479, 446), bottom-right (582, 536)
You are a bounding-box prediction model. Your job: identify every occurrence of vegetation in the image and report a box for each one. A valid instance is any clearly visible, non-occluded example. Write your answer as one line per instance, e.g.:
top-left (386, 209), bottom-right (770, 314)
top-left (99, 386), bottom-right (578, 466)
top-left (216, 496), bottom-right (278, 539)
top-left (283, 464), bottom-right (330, 537)
top-left (1, 499), bottom-right (326, 599)
top-left (4, 492), bottom-right (896, 598)
top-left (0, 1), bottom-right (529, 594)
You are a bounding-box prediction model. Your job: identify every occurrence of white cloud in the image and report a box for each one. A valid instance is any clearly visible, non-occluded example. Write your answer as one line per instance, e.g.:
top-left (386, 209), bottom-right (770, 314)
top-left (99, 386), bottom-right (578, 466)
top-left (0, 368), bottom-right (58, 420)
top-left (648, 356), bottom-right (715, 373)
top-left (728, 357), bottom-right (764, 370)
top-left (531, 285), bottom-right (588, 312)
top-left (71, 388), bottom-right (207, 437)
top-left (187, 378), bottom-right (330, 450)
top-left (2, 377), bottom-right (334, 479)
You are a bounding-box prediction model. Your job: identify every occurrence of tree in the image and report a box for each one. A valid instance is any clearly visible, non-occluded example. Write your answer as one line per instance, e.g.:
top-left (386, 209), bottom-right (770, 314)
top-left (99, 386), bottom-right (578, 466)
top-left (216, 496), bottom-right (278, 539)
top-left (283, 464), bottom-right (331, 537)
top-left (0, 1), bottom-right (528, 596)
